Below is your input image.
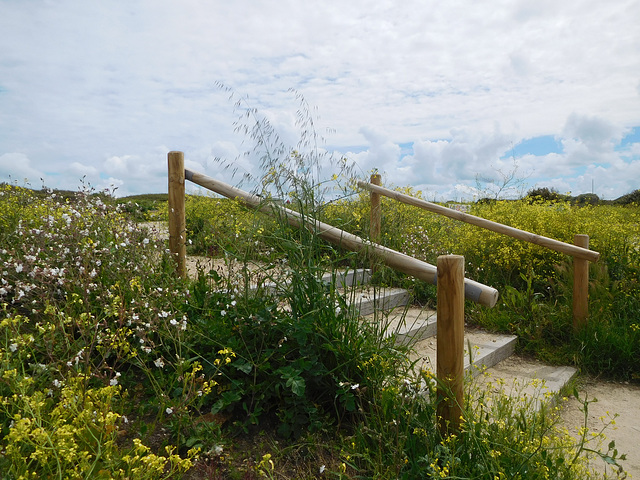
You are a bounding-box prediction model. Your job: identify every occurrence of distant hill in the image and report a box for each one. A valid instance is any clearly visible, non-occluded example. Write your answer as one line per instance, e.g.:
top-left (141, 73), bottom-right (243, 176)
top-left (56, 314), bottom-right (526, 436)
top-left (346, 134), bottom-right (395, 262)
top-left (526, 187), bottom-right (639, 206)
top-left (613, 189), bottom-right (640, 205)
top-left (117, 193), bottom-right (169, 202)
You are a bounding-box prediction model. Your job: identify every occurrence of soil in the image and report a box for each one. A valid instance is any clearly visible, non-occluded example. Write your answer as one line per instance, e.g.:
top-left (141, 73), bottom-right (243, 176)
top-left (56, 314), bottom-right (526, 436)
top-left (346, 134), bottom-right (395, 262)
top-left (558, 377), bottom-right (640, 478)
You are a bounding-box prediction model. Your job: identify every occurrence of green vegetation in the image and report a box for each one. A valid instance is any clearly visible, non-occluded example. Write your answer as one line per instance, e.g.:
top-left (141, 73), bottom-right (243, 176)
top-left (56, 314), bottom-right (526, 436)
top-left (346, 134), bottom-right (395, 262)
top-left (116, 193), bottom-right (168, 222)
top-left (2, 176), bottom-right (630, 478)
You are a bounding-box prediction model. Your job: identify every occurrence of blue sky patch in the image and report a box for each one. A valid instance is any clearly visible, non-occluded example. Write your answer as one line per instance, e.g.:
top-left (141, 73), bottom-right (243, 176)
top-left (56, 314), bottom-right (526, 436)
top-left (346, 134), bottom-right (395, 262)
top-left (619, 127), bottom-right (640, 148)
top-left (514, 135), bottom-right (563, 157)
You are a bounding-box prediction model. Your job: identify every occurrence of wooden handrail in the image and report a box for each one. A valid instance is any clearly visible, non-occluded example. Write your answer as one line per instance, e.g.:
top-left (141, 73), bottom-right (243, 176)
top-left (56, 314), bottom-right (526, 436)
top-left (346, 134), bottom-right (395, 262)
top-left (357, 180), bottom-right (600, 263)
top-left (184, 168), bottom-right (499, 307)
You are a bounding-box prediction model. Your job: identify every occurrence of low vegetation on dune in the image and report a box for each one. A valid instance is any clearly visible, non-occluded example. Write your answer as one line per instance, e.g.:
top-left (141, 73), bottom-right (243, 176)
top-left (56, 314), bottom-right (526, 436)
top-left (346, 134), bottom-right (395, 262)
top-left (0, 174), bottom-right (634, 478)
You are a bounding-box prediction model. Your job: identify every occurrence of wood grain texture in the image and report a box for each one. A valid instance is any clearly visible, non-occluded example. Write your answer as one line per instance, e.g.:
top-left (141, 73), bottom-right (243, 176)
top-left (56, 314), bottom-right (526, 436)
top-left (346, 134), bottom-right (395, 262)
top-left (168, 152), bottom-right (186, 278)
top-left (370, 173), bottom-right (381, 243)
top-left (437, 255), bottom-right (465, 435)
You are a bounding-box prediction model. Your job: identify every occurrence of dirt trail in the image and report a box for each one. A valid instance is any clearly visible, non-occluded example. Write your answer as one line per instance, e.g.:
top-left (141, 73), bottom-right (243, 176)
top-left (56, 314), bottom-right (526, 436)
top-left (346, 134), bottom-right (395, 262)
top-left (559, 377), bottom-right (640, 478)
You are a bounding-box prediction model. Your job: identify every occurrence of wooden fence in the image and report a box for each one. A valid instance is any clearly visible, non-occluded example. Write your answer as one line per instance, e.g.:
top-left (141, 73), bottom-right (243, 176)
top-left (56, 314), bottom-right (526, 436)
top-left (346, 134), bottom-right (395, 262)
top-left (167, 151), bottom-right (599, 434)
top-left (358, 175), bottom-right (600, 331)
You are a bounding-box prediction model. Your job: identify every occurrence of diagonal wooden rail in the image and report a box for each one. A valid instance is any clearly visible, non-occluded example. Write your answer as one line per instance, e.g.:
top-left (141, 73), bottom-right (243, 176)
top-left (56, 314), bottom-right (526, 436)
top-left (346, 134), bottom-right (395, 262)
top-left (358, 180), bottom-right (599, 263)
top-left (182, 166), bottom-right (498, 308)
top-left (358, 177), bottom-right (600, 331)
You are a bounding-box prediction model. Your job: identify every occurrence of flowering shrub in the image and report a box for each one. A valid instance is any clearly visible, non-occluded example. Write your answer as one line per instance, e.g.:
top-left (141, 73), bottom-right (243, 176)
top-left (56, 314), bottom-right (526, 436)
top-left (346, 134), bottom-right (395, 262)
top-left (183, 194), bottom-right (284, 261)
top-left (341, 368), bottom-right (625, 479)
top-left (0, 372), bottom-right (197, 479)
top-left (0, 185), bottom-right (217, 477)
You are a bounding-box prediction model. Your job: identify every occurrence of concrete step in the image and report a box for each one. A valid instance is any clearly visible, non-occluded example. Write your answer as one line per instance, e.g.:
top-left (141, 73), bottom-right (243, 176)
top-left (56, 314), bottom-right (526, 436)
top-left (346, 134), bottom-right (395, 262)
top-left (321, 268), bottom-right (372, 289)
top-left (255, 267), bottom-right (372, 294)
top-left (345, 286), bottom-right (412, 316)
top-left (475, 355), bottom-right (578, 409)
top-left (410, 328), bottom-right (518, 377)
top-left (365, 306), bottom-right (438, 343)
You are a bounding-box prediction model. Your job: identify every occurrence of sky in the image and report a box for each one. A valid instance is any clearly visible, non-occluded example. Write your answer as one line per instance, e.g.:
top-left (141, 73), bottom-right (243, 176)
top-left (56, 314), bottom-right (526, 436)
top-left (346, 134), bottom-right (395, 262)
top-left (1, 0), bottom-right (639, 201)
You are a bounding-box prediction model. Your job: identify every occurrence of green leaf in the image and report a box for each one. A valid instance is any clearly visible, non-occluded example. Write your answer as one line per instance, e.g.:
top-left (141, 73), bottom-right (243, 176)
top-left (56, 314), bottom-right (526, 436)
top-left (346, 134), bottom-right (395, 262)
top-left (234, 359), bottom-right (252, 374)
top-left (286, 376), bottom-right (306, 396)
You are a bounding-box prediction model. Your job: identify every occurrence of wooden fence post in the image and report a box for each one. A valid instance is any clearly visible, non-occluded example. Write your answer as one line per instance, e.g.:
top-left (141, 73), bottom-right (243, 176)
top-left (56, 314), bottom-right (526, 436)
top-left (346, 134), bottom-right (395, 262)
top-left (437, 255), bottom-right (465, 436)
top-left (168, 151), bottom-right (186, 278)
top-left (369, 173), bottom-right (382, 272)
top-left (573, 234), bottom-right (589, 331)
top-left (370, 173), bottom-right (382, 243)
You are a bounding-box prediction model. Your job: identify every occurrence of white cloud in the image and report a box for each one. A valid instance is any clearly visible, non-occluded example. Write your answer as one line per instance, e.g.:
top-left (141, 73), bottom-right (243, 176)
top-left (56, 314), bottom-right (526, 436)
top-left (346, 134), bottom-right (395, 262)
top-left (563, 113), bottom-right (626, 154)
top-left (0, 153), bottom-right (45, 186)
top-left (0, 0), bottom-right (638, 198)
top-left (353, 126), bottom-right (402, 176)
top-left (389, 127), bottom-right (514, 188)
top-left (67, 162), bottom-right (99, 178)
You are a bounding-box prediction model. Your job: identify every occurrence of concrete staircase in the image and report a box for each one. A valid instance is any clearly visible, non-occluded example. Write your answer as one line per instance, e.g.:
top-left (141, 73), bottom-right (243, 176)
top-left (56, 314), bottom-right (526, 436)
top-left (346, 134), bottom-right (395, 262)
top-left (340, 268), bottom-right (577, 407)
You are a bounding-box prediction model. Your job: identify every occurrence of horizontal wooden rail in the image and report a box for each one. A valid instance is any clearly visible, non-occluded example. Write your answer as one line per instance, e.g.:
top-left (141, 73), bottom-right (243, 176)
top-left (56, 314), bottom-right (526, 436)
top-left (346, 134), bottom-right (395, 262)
top-left (185, 169), bottom-right (499, 307)
top-left (357, 181), bottom-right (600, 263)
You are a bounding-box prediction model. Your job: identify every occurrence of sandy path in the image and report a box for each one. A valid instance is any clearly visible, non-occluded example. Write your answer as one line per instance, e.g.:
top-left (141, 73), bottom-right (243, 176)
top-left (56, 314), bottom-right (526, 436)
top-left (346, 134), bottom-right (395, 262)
top-left (558, 377), bottom-right (640, 478)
